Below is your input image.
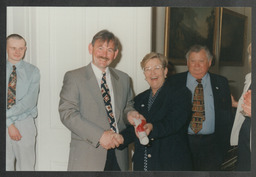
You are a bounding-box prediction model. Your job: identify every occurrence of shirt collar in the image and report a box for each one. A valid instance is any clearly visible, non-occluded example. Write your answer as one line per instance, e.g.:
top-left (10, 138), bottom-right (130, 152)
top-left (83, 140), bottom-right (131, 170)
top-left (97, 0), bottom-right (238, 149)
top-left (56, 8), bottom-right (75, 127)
top-left (188, 72), bottom-right (209, 85)
top-left (91, 62), bottom-right (110, 79)
top-left (7, 59), bottom-right (23, 70)
top-left (150, 80), bottom-right (165, 97)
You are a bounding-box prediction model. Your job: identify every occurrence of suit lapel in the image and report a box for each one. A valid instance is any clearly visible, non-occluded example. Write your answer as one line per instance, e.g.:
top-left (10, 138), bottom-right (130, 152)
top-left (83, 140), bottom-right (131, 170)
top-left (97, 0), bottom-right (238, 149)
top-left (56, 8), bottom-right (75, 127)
top-left (136, 84), bottom-right (167, 123)
top-left (85, 64), bottom-right (106, 110)
top-left (137, 91), bottom-right (150, 122)
top-left (85, 65), bottom-right (122, 124)
top-left (110, 68), bottom-right (121, 123)
top-left (209, 73), bottom-right (221, 128)
top-left (148, 83), bottom-right (167, 122)
top-left (181, 72), bottom-right (188, 85)
top-left (209, 73), bottom-right (219, 105)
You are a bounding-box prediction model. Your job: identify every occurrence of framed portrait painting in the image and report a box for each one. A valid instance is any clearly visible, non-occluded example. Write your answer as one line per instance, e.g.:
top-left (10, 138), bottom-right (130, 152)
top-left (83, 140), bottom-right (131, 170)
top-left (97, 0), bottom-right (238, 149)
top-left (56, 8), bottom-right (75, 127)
top-left (164, 7), bottom-right (219, 65)
top-left (219, 8), bottom-right (248, 66)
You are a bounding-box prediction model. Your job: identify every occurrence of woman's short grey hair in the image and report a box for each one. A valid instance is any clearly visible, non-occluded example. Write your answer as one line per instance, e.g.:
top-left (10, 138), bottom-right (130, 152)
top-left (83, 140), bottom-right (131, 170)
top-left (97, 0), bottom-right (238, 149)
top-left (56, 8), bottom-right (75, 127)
top-left (185, 45), bottom-right (213, 61)
top-left (140, 52), bottom-right (168, 69)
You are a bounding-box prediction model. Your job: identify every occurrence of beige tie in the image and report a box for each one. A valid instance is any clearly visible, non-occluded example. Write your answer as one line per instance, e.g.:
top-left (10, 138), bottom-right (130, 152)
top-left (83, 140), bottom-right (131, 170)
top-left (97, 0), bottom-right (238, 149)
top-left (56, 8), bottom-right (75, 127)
top-left (190, 79), bottom-right (205, 134)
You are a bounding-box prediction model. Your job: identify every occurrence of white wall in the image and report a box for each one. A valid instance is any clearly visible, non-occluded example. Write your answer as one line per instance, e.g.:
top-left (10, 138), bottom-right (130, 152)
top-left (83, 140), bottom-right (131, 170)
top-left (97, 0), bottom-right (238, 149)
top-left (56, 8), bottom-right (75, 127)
top-left (7, 7), bottom-right (151, 171)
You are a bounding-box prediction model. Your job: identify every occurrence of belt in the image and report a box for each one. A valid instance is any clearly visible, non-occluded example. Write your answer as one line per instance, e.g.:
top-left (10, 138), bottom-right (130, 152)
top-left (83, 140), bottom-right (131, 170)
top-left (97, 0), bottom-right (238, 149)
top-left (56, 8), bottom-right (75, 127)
top-left (188, 133), bottom-right (215, 139)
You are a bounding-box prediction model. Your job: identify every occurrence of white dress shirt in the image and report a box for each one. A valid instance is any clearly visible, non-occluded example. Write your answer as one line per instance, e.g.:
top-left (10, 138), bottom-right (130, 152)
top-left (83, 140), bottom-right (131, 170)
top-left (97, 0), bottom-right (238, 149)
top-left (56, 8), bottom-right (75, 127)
top-left (91, 62), bottom-right (119, 133)
top-left (230, 73), bottom-right (251, 148)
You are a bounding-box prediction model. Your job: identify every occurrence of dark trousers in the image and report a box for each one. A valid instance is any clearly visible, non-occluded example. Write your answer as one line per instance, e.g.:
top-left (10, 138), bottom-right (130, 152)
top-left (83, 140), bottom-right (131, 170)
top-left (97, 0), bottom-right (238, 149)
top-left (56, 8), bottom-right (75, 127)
top-left (104, 149), bottom-right (121, 171)
top-left (188, 134), bottom-right (222, 171)
top-left (237, 117), bottom-right (251, 171)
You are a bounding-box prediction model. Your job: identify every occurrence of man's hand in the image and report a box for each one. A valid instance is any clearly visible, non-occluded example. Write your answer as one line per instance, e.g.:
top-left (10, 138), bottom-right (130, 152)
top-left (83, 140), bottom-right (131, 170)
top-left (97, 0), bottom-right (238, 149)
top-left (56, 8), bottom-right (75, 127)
top-left (231, 94), bottom-right (238, 108)
top-left (242, 90), bottom-right (251, 117)
top-left (113, 133), bottom-right (124, 145)
top-left (99, 130), bottom-right (124, 149)
top-left (127, 111), bottom-right (146, 126)
top-left (8, 124), bottom-right (22, 141)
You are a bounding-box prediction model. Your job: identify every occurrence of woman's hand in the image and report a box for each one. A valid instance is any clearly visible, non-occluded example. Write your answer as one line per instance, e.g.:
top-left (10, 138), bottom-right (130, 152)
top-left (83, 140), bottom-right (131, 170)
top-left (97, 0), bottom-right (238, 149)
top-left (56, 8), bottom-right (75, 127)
top-left (143, 123), bottom-right (153, 136)
top-left (127, 111), bottom-right (146, 126)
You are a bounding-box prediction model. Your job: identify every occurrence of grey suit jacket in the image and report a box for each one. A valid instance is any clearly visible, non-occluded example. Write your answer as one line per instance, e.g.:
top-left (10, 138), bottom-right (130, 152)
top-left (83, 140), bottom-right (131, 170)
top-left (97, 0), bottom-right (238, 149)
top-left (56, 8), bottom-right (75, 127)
top-left (59, 63), bottom-right (134, 171)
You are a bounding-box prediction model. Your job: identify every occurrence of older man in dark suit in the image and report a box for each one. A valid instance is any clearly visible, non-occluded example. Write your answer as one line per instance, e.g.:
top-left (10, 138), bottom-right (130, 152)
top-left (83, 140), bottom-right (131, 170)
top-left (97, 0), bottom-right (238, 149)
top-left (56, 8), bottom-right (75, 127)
top-left (168, 45), bottom-right (233, 171)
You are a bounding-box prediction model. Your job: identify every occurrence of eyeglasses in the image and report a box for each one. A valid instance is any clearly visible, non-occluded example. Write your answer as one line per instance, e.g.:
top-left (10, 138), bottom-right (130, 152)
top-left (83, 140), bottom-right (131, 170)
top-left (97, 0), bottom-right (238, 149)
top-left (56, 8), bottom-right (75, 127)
top-left (143, 65), bottom-right (163, 73)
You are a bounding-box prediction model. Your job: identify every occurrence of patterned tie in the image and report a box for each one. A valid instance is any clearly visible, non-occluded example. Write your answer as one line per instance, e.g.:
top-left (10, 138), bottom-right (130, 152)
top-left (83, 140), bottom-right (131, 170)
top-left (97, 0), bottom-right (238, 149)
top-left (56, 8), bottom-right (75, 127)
top-left (7, 65), bottom-right (17, 109)
top-left (190, 79), bottom-right (205, 134)
top-left (101, 72), bottom-right (117, 132)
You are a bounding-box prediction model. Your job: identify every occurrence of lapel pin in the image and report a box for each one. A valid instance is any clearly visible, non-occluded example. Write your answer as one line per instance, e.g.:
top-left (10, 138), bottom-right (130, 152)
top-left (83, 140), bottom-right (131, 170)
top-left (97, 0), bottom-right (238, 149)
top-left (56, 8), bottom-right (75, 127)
top-left (141, 104), bottom-right (145, 107)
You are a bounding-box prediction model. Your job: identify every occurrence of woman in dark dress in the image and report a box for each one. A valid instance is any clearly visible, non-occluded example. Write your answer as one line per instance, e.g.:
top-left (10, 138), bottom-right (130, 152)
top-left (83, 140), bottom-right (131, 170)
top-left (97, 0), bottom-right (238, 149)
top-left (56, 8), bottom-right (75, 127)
top-left (120, 52), bottom-right (192, 171)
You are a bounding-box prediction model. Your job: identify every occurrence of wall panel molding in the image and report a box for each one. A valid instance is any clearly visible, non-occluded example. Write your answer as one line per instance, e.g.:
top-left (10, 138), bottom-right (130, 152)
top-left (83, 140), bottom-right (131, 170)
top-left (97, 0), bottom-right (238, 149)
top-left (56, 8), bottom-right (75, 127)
top-left (7, 7), bottom-right (151, 171)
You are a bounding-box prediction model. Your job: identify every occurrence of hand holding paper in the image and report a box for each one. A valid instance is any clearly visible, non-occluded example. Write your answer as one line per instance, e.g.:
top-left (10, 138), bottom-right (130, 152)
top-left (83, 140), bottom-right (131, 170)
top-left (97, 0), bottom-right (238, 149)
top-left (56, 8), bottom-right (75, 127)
top-left (133, 118), bottom-right (149, 145)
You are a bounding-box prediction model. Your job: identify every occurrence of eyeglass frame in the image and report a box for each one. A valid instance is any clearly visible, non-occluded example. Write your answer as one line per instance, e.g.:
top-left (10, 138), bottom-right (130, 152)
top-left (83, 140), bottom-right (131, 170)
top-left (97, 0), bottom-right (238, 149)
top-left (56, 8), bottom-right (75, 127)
top-left (143, 65), bottom-right (164, 73)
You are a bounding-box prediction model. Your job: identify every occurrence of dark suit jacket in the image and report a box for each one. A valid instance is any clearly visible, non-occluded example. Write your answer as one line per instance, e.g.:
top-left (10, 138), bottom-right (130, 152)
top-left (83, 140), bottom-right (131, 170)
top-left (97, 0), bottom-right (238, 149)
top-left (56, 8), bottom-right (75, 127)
top-left (167, 71), bottom-right (233, 162)
top-left (121, 81), bottom-right (193, 171)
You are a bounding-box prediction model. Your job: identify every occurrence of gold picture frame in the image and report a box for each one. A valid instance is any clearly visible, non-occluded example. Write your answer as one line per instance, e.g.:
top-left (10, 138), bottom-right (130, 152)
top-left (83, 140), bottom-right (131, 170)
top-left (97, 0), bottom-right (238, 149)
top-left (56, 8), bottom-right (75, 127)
top-left (164, 7), bottom-right (219, 65)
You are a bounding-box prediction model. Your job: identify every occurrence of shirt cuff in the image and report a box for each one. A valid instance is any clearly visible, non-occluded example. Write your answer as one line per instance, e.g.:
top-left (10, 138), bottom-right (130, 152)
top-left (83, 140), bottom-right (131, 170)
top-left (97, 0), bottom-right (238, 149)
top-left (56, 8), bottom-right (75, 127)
top-left (6, 118), bottom-right (14, 128)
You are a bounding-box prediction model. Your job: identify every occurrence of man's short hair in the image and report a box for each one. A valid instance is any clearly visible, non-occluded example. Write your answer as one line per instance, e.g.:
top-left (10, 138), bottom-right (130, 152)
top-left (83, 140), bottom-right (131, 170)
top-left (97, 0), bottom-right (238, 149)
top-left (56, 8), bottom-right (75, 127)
top-left (185, 45), bottom-right (213, 61)
top-left (91, 30), bottom-right (119, 51)
top-left (6, 34), bottom-right (27, 46)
